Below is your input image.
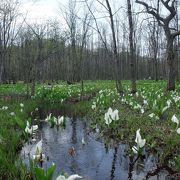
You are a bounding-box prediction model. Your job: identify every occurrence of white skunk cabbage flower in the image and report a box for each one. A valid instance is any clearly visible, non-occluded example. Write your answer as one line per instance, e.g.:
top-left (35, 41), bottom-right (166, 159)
top-left (171, 115), bottom-right (179, 126)
top-left (111, 109), bottom-right (119, 121)
top-left (135, 129), bottom-right (146, 148)
top-left (20, 103), bottom-right (24, 107)
top-left (55, 116), bottom-right (64, 126)
top-left (10, 112), bottom-right (15, 116)
top-left (81, 137), bottom-right (86, 145)
top-left (132, 129), bottom-right (146, 154)
top-left (177, 128), bottom-right (180, 134)
top-left (25, 121), bottom-right (38, 135)
top-left (45, 113), bottom-right (52, 122)
top-left (56, 174), bottom-right (82, 180)
top-left (171, 115), bottom-right (180, 134)
top-left (33, 140), bottom-right (45, 160)
top-left (1, 106), bottom-right (8, 110)
top-left (105, 108), bottom-right (119, 125)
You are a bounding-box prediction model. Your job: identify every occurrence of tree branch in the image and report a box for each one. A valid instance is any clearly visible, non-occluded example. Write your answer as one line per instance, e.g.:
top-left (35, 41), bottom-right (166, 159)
top-left (85, 0), bottom-right (110, 55)
top-left (172, 30), bottom-right (180, 38)
top-left (135, 0), bottom-right (164, 26)
top-left (161, 0), bottom-right (176, 23)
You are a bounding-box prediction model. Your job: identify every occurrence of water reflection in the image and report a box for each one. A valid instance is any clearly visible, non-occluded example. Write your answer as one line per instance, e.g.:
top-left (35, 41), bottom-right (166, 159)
top-left (128, 156), bottom-right (134, 180)
top-left (71, 116), bottom-right (77, 144)
top-left (110, 146), bottom-right (118, 180)
top-left (21, 118), bottom-right (169, 180)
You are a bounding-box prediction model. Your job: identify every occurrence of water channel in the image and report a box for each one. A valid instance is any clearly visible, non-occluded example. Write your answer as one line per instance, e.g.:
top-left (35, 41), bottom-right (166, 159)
top-left (21, 107), bottom-right (170, 180)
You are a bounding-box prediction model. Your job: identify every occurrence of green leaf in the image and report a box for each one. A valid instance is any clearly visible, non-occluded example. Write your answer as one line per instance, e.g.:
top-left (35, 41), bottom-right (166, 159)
top-left (46, 164), bottom-right (56, 179)
top-left (14, 117), bottom-right (24, 129)
top-left (175, 156), bottom-right (180, 170)
top-left (35, 167), bottom-right (45, 180)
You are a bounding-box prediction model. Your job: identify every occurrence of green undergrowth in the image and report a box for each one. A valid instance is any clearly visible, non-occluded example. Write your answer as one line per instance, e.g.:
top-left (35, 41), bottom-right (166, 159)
top-left (88, 81), bottom-right (180, 171)
top-left (1, 80), bottom-right (180, 178)
top-left (0, 83), bottom-right (27, 95)
top-left (0, 99), bottom-right (38, 179)
top-left (34, 81), bottom-right (112, 103)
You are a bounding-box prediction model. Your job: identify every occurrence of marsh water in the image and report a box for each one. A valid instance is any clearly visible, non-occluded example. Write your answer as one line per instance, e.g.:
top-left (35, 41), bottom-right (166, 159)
top-left (21, 107), bottom-right (170, 180)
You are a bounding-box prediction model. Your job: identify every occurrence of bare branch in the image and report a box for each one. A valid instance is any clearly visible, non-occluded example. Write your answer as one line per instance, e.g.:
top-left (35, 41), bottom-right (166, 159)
top-left (172, 30), bottom-right (180, 38)
top-left (85, 0), bottom-right (110, 54)
top-left (96, 0), bottom-right (109, 11)
top-left (135, 0), bottom-right (164, 26)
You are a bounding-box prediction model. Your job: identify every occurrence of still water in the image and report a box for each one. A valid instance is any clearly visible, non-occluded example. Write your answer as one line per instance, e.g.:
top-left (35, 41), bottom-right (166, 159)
top-left (21, 112), bottom-right (169, 180)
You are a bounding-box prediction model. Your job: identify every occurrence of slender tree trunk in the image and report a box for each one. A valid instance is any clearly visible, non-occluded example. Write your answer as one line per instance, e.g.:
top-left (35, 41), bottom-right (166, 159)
top-left (154, 55), bottom-right (158, 81)
top-left (0, 62), bottom-right (3, 83)
top-left (127, 0), bottom-right (137, 93)
top-left (31, 66), bottom-right (36, 96)
top-left (105, 0), bottom-right (123, 94)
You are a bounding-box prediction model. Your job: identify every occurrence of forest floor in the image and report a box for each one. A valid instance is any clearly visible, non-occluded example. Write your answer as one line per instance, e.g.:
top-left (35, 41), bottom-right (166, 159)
top-left (0, 80), bottom-right (180, 179)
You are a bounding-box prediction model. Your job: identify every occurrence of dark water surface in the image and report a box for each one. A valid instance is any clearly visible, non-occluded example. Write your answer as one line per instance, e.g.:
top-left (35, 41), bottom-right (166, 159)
top-left (21, 114), bottom-right (169, 180)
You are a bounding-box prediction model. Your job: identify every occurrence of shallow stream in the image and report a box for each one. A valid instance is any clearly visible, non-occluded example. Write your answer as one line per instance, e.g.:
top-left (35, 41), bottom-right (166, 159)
top-left (21, 108), bottom-right (170, 180)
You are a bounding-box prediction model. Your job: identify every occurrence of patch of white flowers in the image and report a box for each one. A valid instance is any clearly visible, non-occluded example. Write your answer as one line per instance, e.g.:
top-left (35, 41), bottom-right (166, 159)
top-left (104, 107), bottom-right (119, 125)
top-left (148, 113), bottom-right (159, 120)
top-left (1, 106), bottom-right (8, 110)
top-left (45, 113), bottom-right (65, 126)
top-left (25, 121), bottom-right (38, 135)
top-left (54, 116), bottom-right (65, 126)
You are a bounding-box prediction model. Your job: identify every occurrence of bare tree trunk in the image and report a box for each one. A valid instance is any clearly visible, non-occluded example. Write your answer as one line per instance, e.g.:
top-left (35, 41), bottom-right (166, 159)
top-left (31, 81), bottom-right (36, 96)
top-left (127, 0), bottom-right (137, 93)
top-left (136, 0), bottom-right (180, 91)
top-left (167, 36), bottom-right (175, 90)
top-left (0, 63), bottom-right (3, 83)
top-left (105, 0), bottom-right (123, 94)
